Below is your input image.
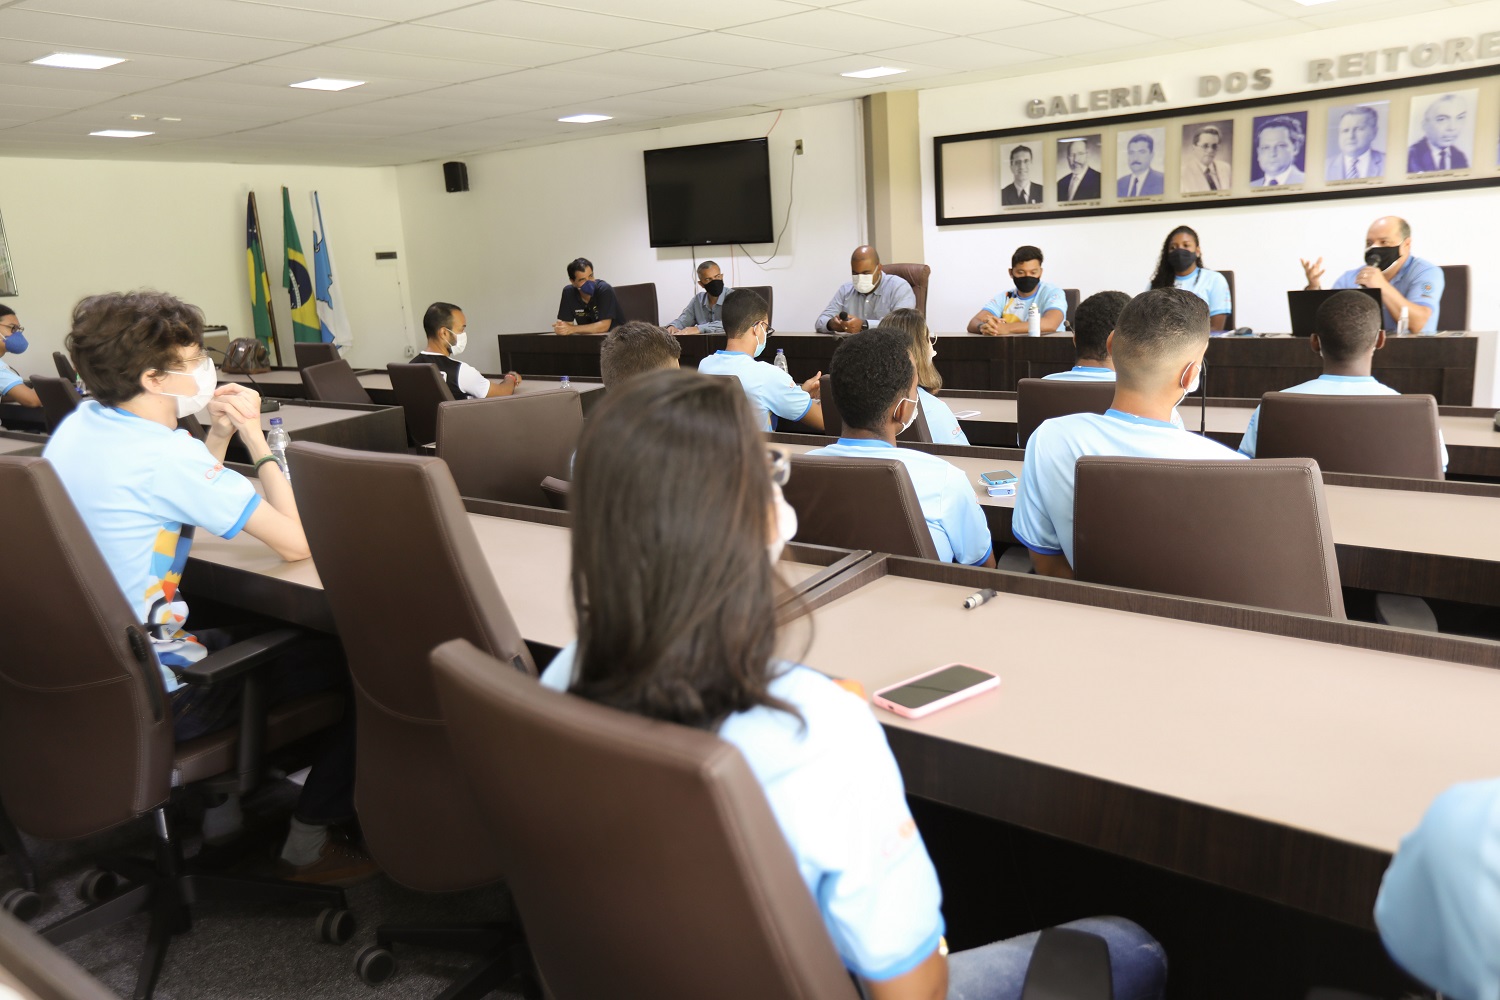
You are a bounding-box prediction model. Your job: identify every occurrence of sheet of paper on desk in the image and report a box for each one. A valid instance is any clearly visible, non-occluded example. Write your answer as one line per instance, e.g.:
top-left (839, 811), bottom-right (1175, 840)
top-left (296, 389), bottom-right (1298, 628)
top-left (953, 410), bottom-right (981, 419)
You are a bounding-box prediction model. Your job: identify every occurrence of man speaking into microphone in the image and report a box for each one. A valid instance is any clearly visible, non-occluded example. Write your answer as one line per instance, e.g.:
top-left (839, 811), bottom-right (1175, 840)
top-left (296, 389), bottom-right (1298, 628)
top-left (1299, 216), bottom-right (1445, 333)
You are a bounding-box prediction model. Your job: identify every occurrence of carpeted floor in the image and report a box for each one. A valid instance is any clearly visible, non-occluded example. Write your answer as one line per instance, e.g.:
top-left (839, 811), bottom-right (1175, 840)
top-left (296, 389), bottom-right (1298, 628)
top-left (7, 779), bottom-right (529, 1000)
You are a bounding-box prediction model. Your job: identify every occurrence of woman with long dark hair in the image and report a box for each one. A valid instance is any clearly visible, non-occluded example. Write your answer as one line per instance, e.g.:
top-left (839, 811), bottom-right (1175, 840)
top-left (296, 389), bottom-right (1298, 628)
top-left (1148, 225), bottom-right (1232, 332)
top-left (541, 370), bottom-right (1168, 1000)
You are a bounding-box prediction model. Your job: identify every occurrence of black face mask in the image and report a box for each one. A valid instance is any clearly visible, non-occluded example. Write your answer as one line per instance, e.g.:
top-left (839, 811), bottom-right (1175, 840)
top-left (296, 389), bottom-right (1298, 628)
top-left (704, 278), bottom-right (725, 298)
top-left (1166, 248), bottom-right (1198, 273)
top-left (1013, 275), bottom-right (1041, 294)
top-left (1364, 244), bottom-right (1401, 271)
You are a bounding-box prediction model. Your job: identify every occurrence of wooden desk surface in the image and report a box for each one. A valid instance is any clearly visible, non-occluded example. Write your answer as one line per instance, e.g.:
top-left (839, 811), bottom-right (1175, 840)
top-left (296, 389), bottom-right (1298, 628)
top-left (189, 401), bottom-right (369, 434)
top-left (0, 437), bottom-right (41, 456)
top-left (220, 369), bottom-right (304, 386)
top-left (356, 372), bottom-right (605, 395)
top-left (780, 440), bottom-right (1019, 509)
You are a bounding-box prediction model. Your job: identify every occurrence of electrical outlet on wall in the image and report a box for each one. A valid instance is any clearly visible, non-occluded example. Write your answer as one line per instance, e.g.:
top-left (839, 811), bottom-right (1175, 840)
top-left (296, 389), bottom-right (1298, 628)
top-left (403, 345), bottom-right (415, 357)
top-left (795, 139), bottom-right (804, 155)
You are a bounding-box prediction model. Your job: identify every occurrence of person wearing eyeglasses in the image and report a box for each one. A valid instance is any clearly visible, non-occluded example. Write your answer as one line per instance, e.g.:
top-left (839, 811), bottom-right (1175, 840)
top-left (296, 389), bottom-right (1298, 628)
top-left (699, 288), bottom-right (823, 432)
top-left (1180, 125), bottom-right (1232, 193)
top-left (0, 306), bottom-right (40, 407)
top-left (666, 260), bottom-right (732, 335)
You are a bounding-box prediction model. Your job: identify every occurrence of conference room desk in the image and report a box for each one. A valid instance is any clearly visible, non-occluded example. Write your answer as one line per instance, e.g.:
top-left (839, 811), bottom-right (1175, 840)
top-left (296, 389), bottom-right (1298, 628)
top-left (499, 332), bottom-right (716, 379)
top-left (355, 372), bottom-right (608, 415)
top-left (0, 402), bottom-right (44, 434)
top-left (771, 434), bottom-right (1500, 607)
top-left (794, 553), bottom-right (1500, 929)
top-left (189, 399), bottom-right (407, 456)
top-left (0, 432), bottom-right (44, 457)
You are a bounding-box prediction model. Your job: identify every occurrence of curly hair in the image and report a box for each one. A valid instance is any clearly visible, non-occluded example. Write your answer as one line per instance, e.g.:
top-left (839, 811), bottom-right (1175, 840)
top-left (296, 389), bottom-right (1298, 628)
top-left (66, 291), bottom-right (204, 406)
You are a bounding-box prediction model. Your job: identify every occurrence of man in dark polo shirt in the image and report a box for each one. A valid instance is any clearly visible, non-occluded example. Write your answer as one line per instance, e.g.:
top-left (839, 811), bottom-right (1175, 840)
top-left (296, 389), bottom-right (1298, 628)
top-left (553, 257), bottom-right (627, 335)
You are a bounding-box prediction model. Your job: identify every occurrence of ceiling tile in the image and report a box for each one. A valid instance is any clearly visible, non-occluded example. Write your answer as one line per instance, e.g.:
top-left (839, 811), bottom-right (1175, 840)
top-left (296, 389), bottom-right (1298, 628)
top-left (287, 98), bottom-right (510, 127)
top-left (0, 81), bottom-right (139, 108)
top-left (332, 22), bottom-right (601, 66)
top-left (559, 50), bottom-right (757, 85)
top-left (0, 39), bottom-right (237, 79)
top-left (416, 1), bottom-right (700, 48)
top-left (14, 0), bottom-right (390, 42)
top-left (724, 8), bottom-right (951, 50)
top-left (834, 0), bottom-right (1071, 35)
top-left (626, 31), bottom-right (848, 69)
top-left (1090, 0), bottom-right (1283, 37)
top-left (974, 17), bottom-right (1163, 54)
top-left (236, 0), bottom-right (473, 19)
top-left (257, 44), bottom-right (513, 84)
top-left (424, 65), bottom-right (663, 105)
top-left (1294, 0), bottom-right (1457, 27)
top-left (0, 8), bottom-right (307, 60)
top-left (527, 0), bottom-right (812, 30)
top-left (861, 37), bottom-right (1023, 72)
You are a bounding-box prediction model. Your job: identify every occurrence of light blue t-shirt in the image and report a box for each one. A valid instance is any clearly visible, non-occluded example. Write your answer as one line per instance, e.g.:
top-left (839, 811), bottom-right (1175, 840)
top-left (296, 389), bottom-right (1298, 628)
top-left (42, 401), bottom-right (261, 692)
top-left (1041, 365), bottom-right (1114, 382)
top-left (0, 357), bottom-right (22, 398)
top-left (917, 387), bottom-right (969, 446)
top-left (804, 438), bottom-right (992, 565)
top-left (1237, 374), bottom-right (1448, 469)
top-left (1013, 409), bottom-right (1245, 566)
top-left (1171, 267), bottom-right (1232, 319)
top-left (1333, 254), bottom-right (1444, 333)
top-left (1375, 777), bottom-right (1500, 1000)
top-left (541, 647), bottom-right (945, 982)
top-left (981, 282), bottom-right (1068, 325)
top-left (698, 350), bottom-right (812, 432)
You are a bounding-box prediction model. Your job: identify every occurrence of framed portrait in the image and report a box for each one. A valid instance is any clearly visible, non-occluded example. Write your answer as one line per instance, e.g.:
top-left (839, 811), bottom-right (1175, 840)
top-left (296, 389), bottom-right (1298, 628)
top-left (1324, 102), bottom-right (1388, 183)
top-left (1406, 89), bottom-right (1476, 175)
top-left (1116, 127), bottom-right (1166, 199)
top-left (1250, 111), bottom-right (1308, 189)
top-left (1180, 120), bottom-right (1233, 196)
top-left (936, 137), bottom-right (1007, 218)
top-left (0, 209), bottom-right (14, 297)
top-left (999, 140), bottom-right (1046, 209)
top-left (1055, 134), bottom-right (1102, 203)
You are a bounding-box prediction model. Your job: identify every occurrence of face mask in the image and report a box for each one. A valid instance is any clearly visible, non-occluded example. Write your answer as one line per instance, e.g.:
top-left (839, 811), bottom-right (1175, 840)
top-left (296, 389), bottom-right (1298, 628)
top-left (1178, 362), bottom-right (1201, 407)
top-left (1166, 248), bottom-right (1197, 273)
top-left (897, 397), bottom-right (919, 434)
top-left (704, 278), bottom-right (725, 298)
top-left (752, 323), bottom-right (768, 358)
top-left (449, 330), bottom-right (468, 356)
top-left (1013, 275), bottom-right (1040, 295)
top-left (928, 343), bottom-right (937, 362)
top-left (159, 357), bottom-right (217, 419)
top-left (579, 280), bottom-right (597, 296)
top-left (852, 273), bottom-right (876, 295)
top-left (1, 330), bottom-right (26, 355)
top-left (1364, 244), bottom-right (1401, 271)
top-left (768, 484), bottom-right (798, 564)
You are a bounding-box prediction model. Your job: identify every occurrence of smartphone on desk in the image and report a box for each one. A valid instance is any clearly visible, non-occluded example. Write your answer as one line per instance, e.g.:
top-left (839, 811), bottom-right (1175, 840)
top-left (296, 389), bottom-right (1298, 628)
top-left (980, 470), bottom-right (1017, 487)
top-left (873, 664), bottom-right (999, 719)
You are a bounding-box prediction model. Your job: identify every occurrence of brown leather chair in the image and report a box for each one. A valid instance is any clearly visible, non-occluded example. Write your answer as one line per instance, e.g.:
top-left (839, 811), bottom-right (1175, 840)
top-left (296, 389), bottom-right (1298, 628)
top-left (1255, 393), bottom-right (1444, 480)
top-left (287, 442), bottom-right (535, 993)
top-left (1016, 377), bottom-right (1115, 447)
top-left (737, 284), bottom-right (773, 326)
top-left (28, 376), bottom-right (79, 434)
top-left (428, 638), bottom-right (861, 1000)
top-left (611, 282), bottom-right (659, 325)
top-left (1072, 456), bottom-right (1345, 618)
top-left (539, 476), bottom-right (570, 511)
top-left (782, 453), bottom-right (941, 560)
top-left (301, 359), bottom-right (373, 405)
top-left (882, 263), bottom-right (929, 317)
top-left (386, 362), bottom-right (453, 448)
top-left (0, 908), bottom-right (120, 1000)
top-left (1219, 268), bottom-right (1236, 329)
top-left (1063, 288), bottom-right (1081, 321)
top-left (52, 351), bottom-right (77, 384)
top-left (294, 342), bottom-right (341, 370)
top-left (437, 389), bottom-right (583, 506)
top-left (0, 456), bottom-right (349, 999)
top-left (818, 374), bottom-right (929, 443)
top-left (1438, 264), bottom-right (1468, 330)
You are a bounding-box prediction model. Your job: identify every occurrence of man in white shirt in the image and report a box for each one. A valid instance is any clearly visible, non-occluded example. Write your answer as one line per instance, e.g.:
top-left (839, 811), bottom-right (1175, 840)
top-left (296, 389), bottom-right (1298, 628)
top-left (1325, 105), bottom-right (1386, 180)
top-left (409, 302), bottom-right (521, 400)
top-left (700, 289), bottom-right (823, 431)
top-left (1251, 115), bottom-right (1306, 187)
top-left (1013, 288), bottom-right (1244, 577)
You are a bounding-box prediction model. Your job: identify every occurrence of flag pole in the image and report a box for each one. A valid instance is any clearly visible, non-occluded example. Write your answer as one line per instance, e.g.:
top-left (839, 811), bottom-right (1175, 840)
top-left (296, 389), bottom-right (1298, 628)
top-left (249, 191), bottom-right (284, 367)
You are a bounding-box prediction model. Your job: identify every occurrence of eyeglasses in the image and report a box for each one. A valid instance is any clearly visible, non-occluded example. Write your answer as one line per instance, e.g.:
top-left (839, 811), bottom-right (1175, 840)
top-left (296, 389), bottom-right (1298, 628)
top-left (162, 355), bottom-right (211, 374)
top-left (766, 448), bottom-right (790, 487)
top-left (760, 321), bottom-right (775, 337)
top-left (0, 323), bottom-right (21, 334)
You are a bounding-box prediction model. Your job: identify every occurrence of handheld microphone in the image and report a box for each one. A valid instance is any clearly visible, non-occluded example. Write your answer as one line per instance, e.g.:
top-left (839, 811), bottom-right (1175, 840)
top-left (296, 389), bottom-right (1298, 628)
top-left (962, 588), bottom-right (999, 610)
top-left (838, 311), bottom-right (849, 322)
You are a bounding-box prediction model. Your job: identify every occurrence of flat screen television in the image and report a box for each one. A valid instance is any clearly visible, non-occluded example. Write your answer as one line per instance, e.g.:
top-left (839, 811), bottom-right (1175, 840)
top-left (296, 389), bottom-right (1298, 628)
top-left (643, 138), bottom-right (774, 248)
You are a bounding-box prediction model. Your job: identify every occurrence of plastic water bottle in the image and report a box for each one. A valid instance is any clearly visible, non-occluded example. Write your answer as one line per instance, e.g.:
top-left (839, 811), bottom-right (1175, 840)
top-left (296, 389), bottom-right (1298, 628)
top-left (774, 349), bottom-right (789, 373)
top-left (267, 417), bottom-right (291, 481)
top-left (559, 375), bottom-right (570, 390)
top-left (1396, 306), bottom-right (1410, 336)
top-left (1027, 304), bottom-right (1042, 337)
top-left (73, 375), bottom-right (85, 396)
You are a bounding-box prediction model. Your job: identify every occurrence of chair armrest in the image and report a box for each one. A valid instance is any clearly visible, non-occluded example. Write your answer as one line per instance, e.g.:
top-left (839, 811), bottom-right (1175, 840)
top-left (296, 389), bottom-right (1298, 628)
top-left (1020, 928), bottom-right (1112, 1000)
top-left (175, 627), bottom-right (305, 686)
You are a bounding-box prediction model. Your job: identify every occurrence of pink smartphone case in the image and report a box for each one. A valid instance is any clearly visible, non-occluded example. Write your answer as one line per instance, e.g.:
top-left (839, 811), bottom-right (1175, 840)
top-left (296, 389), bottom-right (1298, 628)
top-left (872, 663), bottom-right (1000, 719)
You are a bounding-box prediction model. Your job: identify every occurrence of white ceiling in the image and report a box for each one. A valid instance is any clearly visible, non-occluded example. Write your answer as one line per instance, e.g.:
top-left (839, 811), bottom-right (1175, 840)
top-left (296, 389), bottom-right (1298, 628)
top-left (0, 0), bottom-right (1480, 167)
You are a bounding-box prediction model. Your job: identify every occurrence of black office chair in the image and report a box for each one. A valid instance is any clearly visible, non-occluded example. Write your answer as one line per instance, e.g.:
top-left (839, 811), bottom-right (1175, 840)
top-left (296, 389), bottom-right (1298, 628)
top-left (302, 359), bottom-right (374, 406)
top-left (386, 363), bottom-right (453, 448)
top-left (1437, 264), bottom-right (1468, 331)
top-left (737, 285), bottom-right (774, 326)
top-left (1219, 269), bottom-right (1237, 330)
top-left (29, 375), bottom-right (79, 434)
top-left (295, 342), bottom-right (341, 370)
top-left (612, 283), bottom-right (659, 325)
top-left (52, 352), bottom-right (77, 384)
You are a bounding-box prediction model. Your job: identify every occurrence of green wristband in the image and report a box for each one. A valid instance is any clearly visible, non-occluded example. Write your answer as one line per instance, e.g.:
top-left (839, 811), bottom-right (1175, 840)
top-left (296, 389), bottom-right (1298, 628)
top-left (254, 455), bottom-right (281, 473)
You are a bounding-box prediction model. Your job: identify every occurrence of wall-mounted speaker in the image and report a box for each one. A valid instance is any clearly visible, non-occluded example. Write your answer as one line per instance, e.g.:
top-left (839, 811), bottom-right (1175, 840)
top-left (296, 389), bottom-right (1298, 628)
top-left (443, 161), bottom-right (469, 193)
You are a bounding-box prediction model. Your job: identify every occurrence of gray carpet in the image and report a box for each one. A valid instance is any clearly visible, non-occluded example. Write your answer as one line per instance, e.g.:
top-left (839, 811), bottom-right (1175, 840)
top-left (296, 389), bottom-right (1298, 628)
top-left (8, 780), bottom-right (529, 1000)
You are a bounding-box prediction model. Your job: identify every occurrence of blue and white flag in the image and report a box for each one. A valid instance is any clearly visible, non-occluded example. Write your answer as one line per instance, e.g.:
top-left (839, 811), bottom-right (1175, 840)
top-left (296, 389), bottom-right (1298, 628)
top-left (309, 191), bottom-right (352, 350)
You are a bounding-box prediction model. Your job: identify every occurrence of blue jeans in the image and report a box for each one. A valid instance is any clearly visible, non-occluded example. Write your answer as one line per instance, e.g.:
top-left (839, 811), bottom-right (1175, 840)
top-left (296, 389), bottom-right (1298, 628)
top-left (946, 916), bottom-right (1167, 1000)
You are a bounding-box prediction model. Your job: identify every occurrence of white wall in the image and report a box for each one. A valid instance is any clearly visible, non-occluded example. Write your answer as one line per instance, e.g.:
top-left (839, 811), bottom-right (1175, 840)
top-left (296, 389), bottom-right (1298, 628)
top-left (395, 102), bottom-right (866, 373)
top-left (0, 157), bottom-right (412, 374)
top-left (918, 3), bottom-right (1500, 404)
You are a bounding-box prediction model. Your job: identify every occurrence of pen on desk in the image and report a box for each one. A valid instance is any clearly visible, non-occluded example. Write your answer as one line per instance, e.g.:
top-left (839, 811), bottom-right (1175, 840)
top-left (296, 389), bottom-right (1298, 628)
top-left (963, 588), bottom-right (999, 610)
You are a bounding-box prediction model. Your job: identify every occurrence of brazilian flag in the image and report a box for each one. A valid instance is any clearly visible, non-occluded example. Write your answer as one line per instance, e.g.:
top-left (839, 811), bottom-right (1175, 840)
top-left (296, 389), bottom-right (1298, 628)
top-left (245, 195), bottom-right (274, 348)
top-left (281, 187), bottom-right (321, 343)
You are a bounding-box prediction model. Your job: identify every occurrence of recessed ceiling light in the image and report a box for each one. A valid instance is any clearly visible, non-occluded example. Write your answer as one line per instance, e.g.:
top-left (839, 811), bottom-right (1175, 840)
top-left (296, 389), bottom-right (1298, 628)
top-left (160, 117), bottom-right (182, 122)
top-left (31, 52), bottom-right (126, 70)
top-left (1290, 0), bottom-right (1339, 4)
top-left (841, 66), bottom-right (906, 79)
top-left (289, 78), bottom-right (364, 91)
top-left (90, 129), bottom-right (154, 138)
top-left (557, 114), bottom-right (612, 123)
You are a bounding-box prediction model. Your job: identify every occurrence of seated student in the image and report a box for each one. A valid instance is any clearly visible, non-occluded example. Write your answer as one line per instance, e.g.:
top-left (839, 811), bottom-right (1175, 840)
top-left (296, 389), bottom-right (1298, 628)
top-left (1148, 226), bottom-right (1231, 333)
top-left (665, 261), bottom-right (730, 335)
top-left (967, 246), bottom-right (1067, 336)
top-left (553, 257), bottom-right (627, 336)
top-left (1375, 777), bottom-right (1500, 1000)
top-left (815, 245), bottom-right (915, 333)
top-left (1014, 287), bottom-right (1245, 578)
top-left (699, 288), bottom-right (823, 432)
top-left (879, 307), bottom-right (969, 446)
top-left (42, 291), bottom-right (372, 883)
top-left (599, 320), bottom-right (681, 388)
top-left (411, 301), bottom-right (521, 399)
top-left (1237, 289), bottom-right (1448, 469)
top-left (808, 330), bottom-right (994, 567)
top-left (541, 369), bottom-right (1167, 1000)
top-left (1042, 290), bottom-right (1130, 382)
top-left (0, 306), bottom-right (40, 407)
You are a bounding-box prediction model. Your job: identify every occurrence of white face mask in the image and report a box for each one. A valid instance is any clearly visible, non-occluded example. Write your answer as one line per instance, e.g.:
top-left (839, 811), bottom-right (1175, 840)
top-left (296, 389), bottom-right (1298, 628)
top-left (158, 357), bottom-right (217, 418)
top-left (450, 329), bottom-right (468, 356)
top-left (897, 397), bottom-right (919, 434)
top-left (852, 272), bottom-right (877, 295)
top-left (1178, 362), bottom-right (1201, 406)
top-left (928, 342), bottom-right (938, 361)
top-left (768, 484), bottom-right (798, 564)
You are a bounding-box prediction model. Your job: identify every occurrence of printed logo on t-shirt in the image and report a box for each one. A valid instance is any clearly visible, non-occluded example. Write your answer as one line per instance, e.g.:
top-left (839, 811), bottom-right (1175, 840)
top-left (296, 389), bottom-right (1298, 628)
top-left (204, 462), bottom-right (224, 481)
